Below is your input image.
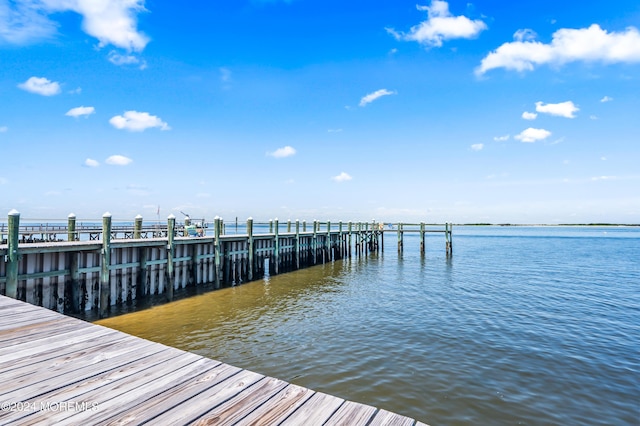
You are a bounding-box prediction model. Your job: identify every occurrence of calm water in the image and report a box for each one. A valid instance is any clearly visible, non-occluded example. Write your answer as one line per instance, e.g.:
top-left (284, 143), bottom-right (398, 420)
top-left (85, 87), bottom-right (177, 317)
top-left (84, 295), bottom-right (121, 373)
top-left (96, 226), bottom-right (640, 425)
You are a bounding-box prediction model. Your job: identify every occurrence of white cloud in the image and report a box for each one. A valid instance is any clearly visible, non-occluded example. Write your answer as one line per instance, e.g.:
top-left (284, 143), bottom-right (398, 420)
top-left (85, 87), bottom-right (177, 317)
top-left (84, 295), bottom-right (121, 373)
top-left (471, 143), bottom-right (484, 151)
top-left (66, 106), bottom-right (95, 118)
top-left (359, 89), bottom-right (396, 107)
top-left (0, 1), bottom-right (58, 44)
top-left (84, 158), bottom-right (99, 167)
top-left (522, 111), bottom-right (537, 120)
top-left (535, 101), bottom-right (579, 118)
top-left (268, 146), bottom-right (296, 158)
top-left (105, 155), bottom-right (132, 166)
top-left (1, 0), bottom-right (149, 51)
top-left (591, 175), bottom-right (617, 181)
top-left (108, 51), bottom-right (146, 69)
top-left (600, 96), bottom-right (613, 102)
top-left (109, 111), bottom-right (170, 132)
top-left (387, 1), bottom-right (487, 47)
top-left (332, 172), bottom-right (352, 182)
top-left (477, 24), bottom-right (640, 75)
top-left (328, 128), bottom-right (343, 133)
top-left (513, 29), bottom-right (537, 42)
top-left (17, 76), bottom-right (61, 96)
top-left (515, 128), bottom-right (552, 143)
top-left (493, 135), bottom-right (509, 141)
top-left (42, 0), bottom-right (149, 51)
top-left (0, 126), bottom-right (7, 133)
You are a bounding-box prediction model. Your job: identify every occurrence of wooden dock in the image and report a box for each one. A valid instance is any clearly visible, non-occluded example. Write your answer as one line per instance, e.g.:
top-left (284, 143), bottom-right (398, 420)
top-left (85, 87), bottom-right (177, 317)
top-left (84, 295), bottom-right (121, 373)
top-left (1, 211), bottom-right (452, 318)
top-left (0, 295), bottom-right (427, 425)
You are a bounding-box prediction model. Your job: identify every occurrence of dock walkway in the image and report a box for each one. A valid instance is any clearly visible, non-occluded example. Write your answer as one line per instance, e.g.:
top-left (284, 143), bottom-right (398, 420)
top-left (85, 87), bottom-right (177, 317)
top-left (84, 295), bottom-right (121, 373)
top-left (0, 295), bottom-right (426, 425)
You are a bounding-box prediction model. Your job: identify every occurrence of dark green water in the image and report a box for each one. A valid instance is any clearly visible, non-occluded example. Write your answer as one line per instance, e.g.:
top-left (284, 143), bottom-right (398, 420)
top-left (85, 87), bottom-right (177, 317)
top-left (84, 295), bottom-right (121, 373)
top-left (96, 227), bottom-right (640, 425)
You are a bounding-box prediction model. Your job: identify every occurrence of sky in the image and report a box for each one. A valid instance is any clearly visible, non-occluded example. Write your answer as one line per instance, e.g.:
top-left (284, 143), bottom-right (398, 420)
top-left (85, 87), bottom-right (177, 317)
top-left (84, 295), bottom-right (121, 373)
top-left (1, 0), bottom-right (639, 224)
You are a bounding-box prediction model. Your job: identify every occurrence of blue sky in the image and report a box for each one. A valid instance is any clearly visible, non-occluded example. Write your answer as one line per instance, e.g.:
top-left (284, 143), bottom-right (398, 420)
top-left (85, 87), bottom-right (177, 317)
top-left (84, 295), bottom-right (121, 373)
top-left (1, 0), bottom-right (639, 224)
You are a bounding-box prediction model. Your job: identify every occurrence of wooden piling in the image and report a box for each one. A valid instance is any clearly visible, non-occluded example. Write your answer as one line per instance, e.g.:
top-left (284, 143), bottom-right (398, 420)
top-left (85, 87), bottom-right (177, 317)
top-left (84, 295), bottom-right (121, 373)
top-left (274, 218), bottom-right (280, 275)
top-left (338, 221), bottom-right (343, 259)
top-left (348, 221), bottom-right (352, 258)
top-left (312, 220), bottom-right (318, 265)
top-left (6, 209), bottom-right (20, 298)
top-left (397, 223), bottom-right (404, 253)
top-left (295, 220), bottom-right (300, 270)
top-left (67, 213), bottom-right (76, 242)
top-left (326, 221), bottom-right (331, 262)
top-left (214, 217), bottom-right (221, 289)
top-left (166, 214), bottom-right (175, 301)
top-left (134, 214), bottom-right (143, 239)
top-left (99, 212), bottom-right (112, 318)
top-left (420, 222), bottom-right (425, 255)
top-left (67, 250), bottom-right (80, 313)
top-left (247, 217), bottom-right (254, 281)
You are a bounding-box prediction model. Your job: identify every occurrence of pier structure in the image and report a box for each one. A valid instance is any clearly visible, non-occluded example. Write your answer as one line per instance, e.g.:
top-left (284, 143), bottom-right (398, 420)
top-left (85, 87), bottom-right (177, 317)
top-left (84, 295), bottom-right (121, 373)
top-left (1, 211), bottom-right (451, 318)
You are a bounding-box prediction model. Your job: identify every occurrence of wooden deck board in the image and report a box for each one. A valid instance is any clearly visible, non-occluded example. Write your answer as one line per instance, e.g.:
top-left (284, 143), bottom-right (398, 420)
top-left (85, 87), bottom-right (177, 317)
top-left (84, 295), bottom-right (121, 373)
top-left (0, 332), bottom-right (128, 375)
top-left (369, 409), bottom-right (417, 426)
top-left (188, 376), bottom-right (289, 425)
top-left (0, 339), bottom-right (163, 400)
top-left (324, 400), bottom-right (378, 425)
top-left (1, 350), bottom-right (191, 425)
top-left (88, 362), bottom-right (241, 425)
top-left (0, 295), bottom-right (424, 425)
top-left (146, 369), bottom-right (266, 425)
top-left (235, 383), bottom-right (315, 425)
top-left (279, 392), bottom-right (345, 425)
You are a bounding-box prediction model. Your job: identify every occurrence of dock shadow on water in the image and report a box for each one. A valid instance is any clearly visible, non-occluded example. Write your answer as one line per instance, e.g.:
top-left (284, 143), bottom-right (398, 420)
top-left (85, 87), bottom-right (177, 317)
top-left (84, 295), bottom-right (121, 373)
top-left (96, 228), bottom-right (640, 425)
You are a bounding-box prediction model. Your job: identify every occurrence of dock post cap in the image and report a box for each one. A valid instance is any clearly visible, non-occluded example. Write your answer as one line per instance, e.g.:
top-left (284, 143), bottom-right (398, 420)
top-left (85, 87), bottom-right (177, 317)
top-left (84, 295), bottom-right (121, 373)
top-left (247, 217), bottom-right (253, 220)
top-left (135, 214), bottom-right (143, 219)
top-left (8, 209), bottom-right (20, 216)
top-left (214, 216), bottom-right (220, 220)
top-left (102, 212), bottom-right (112, 218)
top-left (68, 213), bottom-right (76, 218)
top-left (167, 214), bottom-right (176, 219)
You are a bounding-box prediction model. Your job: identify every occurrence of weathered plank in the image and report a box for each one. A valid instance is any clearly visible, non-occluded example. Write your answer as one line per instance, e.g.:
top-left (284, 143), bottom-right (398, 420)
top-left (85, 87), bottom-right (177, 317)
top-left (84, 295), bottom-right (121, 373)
top-left (1, 349), bottom-right (190, 425)
top-left (236, 383), bottom-right (315, 425)
top-left (279, 391), bottom-right (345, 425)
top-left (324, 400), bottom-right (378, 425)
top-left (190, 376), bottom-right (289, 425)
top-left (88, 362), bottom-right (241, 425)
top-left (147, 369), bottom-right (265, 425)
top-left (369, 408), bottom-right (417, 426)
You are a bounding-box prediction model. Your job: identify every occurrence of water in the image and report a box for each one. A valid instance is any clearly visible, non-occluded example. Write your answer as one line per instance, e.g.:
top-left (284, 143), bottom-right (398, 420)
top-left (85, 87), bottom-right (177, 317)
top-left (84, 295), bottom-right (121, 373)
top-left (95, 226), bottom-right (640, 425)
